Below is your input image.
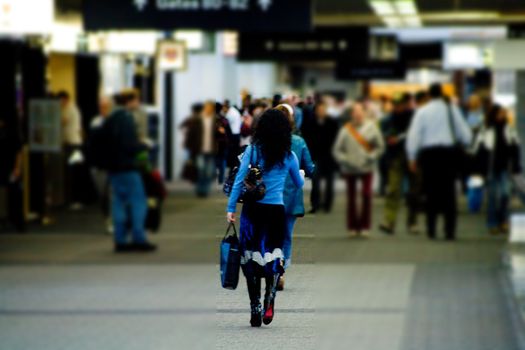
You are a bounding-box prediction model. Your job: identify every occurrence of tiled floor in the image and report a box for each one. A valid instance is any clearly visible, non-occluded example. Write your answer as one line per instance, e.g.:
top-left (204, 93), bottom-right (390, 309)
top-left (0, 186), bottom-right (522, 349)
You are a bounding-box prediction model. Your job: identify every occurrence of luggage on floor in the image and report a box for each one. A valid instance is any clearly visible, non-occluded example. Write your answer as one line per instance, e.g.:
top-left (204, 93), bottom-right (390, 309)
top-left (467, 175), bottom-right (484, 213)
top-left (142, 170), bottom-right (167, 233)
top-left (220, 223), bottom-right (241, 290)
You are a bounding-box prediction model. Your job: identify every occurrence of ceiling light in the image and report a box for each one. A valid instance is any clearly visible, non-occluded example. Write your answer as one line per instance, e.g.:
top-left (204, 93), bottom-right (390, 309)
top-left (394, 1), bottom-right (417, 16)
top-left (369, 1), bottom-right (396, 16)
top-left (404, 16), bottom-right (422, 27)
top-left (383, 16), bottom-right (404, 28)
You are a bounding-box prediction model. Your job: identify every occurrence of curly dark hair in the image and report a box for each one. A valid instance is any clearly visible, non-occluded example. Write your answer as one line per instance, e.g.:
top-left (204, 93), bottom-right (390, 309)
top-left (252, 108), bottom-right (292, 170)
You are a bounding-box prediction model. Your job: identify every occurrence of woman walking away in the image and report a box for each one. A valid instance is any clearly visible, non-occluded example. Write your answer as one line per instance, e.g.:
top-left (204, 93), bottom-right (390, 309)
top-left (275, 104), bottom-right (315, 291)
top-left (226, 109), bottom-right (304, 327)
top-left (472, 104), bottom-right (521, 235)
top-left (333, 102), bottom-right (385, 238)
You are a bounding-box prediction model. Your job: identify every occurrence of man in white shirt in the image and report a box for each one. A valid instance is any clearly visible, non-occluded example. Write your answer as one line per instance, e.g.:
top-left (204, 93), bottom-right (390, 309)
top-left (223, 100), bottom-right (242, 168)
top-left (58, 91), bottom-right (85, 210)
top-left (406, 84), bottom-right (472, 240)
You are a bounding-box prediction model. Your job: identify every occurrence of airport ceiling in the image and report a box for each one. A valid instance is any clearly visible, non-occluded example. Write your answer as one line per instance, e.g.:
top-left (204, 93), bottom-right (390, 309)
top-left (56, 0), bottom-right (525, 26)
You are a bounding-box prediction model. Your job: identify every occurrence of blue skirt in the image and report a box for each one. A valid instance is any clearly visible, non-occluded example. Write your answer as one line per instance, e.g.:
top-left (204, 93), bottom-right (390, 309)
top-left (239, 203), bottom-right (286, 277)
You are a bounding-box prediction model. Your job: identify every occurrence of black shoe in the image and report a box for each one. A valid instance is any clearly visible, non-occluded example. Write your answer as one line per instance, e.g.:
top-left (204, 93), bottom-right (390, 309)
top-left (379, 223), bottom-right (394, 235)
top-left (308, 209), bottom-right (317, 214)
top-left (132, 242), bottom-right (158, 252)
top-left (445, 236), bottom-right (456, 242)
top-left (114, 244), bottom-right (134, 253)
top-left (263, 297), bottom-right (275, 325)
top-left (250, 304), bottom-right (262, 327)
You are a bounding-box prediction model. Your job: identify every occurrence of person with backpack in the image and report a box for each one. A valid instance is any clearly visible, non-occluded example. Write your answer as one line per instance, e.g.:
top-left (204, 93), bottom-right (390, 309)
top-left (471, 104), bottom-right (521, 235)
top-left (226, 109), bottom-right (304, 327)
top-left (90, 92), bottom-right (157, 253)
top-left (332, 102), bottom-right (385, 238)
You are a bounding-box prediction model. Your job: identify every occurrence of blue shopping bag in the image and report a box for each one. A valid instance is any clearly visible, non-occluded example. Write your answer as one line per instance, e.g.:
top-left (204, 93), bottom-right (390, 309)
top-left (467, 176), bottom-right (484, 213)
top-left (220, 223), bottom-right (241, 290)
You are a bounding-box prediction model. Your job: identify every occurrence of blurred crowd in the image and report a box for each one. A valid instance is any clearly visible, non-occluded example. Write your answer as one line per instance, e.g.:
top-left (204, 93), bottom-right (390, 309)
top-left (182, 83), bottom-right (523, 240)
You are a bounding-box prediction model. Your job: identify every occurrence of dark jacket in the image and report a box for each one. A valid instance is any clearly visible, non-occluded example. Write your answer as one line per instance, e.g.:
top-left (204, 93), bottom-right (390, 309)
top-left (302, 116), bottom-right (339, 173)
top-left (183, 115), bottom-right (231, 158)
top-left (104, 108), bottom-right (145, 173)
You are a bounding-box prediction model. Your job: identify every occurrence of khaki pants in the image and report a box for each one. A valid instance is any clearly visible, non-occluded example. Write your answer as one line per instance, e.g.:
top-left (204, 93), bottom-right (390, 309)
top-left (383, 155), bottom-right (421, 228)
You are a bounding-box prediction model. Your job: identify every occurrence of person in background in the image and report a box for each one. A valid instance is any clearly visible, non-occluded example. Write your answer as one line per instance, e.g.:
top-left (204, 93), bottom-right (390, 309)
top-left (223, 100), bottom-right (242, 169)
top-left (104, 93), bottom-right (156, 252)
top-left (226, 108), bottom-right (304, 328)
top-left (185, 101), bottom-right (226, 197)
top-left (58, 90), bottom-right (85, 210)
top-left (275, 104), bottom-right (315, 290)
top-left (124, 89), bottom-right (149, 146)
top-left (471, 105), bottom-right (521, 235)
top-left (215, 102), bottom-right (232, 185)
top-left (0, 117), bottom-right (24, 232)
top-left (240, 103), bottom-right (262, 148)
top-left (333, 103), bottom-right (384, 237)
top-left (88, 96), bottom-right (114, 234)
top-left (415, 90), bottom-right (430, 109)
top-left (466, 94), bottom-right (484, 137)
top-left (302, 101), bottom-right (339, 214)
top-left (380, 94), bottom-right (420, 235)
top-left (406, 84), bottom-right (472, 241)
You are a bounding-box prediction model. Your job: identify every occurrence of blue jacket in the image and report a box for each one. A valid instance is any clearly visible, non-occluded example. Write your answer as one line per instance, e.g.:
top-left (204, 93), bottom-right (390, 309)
top-left (284, 135), bottom-right (315, 216)
top-left (227, 144), bottom-right (304, 213)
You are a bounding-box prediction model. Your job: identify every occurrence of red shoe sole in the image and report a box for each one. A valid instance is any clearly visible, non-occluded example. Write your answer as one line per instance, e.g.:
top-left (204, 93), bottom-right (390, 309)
top-left (263, 303), bottom-right (274, 325)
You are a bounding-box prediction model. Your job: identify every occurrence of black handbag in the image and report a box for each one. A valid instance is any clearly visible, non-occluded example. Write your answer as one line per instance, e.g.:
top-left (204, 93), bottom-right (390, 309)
top-left (182, 159), bottom-right (198, 183)
top-left (223, 146), bottom-right (266, 203)
top-left (220, 223), bottom-right (241, 290)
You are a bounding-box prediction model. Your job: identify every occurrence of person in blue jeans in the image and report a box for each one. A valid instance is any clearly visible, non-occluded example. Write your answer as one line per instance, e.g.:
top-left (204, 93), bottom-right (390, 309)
top-left (101, 92), bottom-right (157, 252)
top-left (275, 104), bottom-right (315, 290)
top-left (472, 104), bottom-right (521, 235)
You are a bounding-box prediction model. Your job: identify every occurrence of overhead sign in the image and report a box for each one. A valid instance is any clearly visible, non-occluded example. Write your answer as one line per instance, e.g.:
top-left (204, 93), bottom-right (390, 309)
top-left (83, 0), bottom-right (312, 32)
top-left (238, 28), bottom-right (369, 61)
top-left (157, 40), bottom-right (187, 71)
top-left (336, 61), bottom-right (406, 81)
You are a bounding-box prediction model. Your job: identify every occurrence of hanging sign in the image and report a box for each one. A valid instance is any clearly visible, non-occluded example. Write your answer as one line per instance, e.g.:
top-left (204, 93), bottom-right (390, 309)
top-left (157, 40), bottom-right (187, 71)
top-left (83, 0), bottom-right (312, 32)
top-left (336, 61), bottom-right (407, 81)
top-left (238, 27), bottom-right (370, 61)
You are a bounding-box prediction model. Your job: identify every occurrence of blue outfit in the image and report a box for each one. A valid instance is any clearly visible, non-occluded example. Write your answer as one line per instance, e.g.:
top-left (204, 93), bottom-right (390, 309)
top-left (227, 144), bottom-right (304, 277)
top-left (110, 171), bottom-right (148, 245)
top-left (227, 145), bottom-right (304, 213)
top-left (487, 172), bottom-right (510, 229)
top-left (283, 135), bottom-right (315, 269)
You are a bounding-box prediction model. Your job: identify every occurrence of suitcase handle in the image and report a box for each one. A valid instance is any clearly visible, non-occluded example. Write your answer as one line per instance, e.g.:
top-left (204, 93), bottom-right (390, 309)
top-left (224, 222), bottom-right (238, 239)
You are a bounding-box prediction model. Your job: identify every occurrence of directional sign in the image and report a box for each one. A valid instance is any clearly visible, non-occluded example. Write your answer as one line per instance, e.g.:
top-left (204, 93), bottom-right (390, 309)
top-left (83, 0), bottom-right (312, 32)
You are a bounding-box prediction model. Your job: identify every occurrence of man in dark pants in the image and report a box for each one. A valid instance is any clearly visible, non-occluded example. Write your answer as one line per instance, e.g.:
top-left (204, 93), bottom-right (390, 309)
top-left (0, 118), bottom-right (24, 232)
top-left (302, 101), bottom-right (339, 213)
top-left (406, 84), bottom-right (472, 240)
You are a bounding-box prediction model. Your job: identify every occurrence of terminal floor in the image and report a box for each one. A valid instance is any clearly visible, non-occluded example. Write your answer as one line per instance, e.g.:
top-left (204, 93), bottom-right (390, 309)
top-left (0, 185), bottom-right (523, 350)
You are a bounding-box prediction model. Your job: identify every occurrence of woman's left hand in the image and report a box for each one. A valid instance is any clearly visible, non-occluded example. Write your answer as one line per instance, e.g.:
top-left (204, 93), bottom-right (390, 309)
top-left (227, 212), bottom-right (236, 223)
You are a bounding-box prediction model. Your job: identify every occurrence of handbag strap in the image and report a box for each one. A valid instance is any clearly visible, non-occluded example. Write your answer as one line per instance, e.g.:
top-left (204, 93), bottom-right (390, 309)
top-left (446, 101), bottom-right (458, 145)
top-left (224, 222), bottom-right (238, 239)
top-left (345, 123), bottom-right (373, 152)
top-left (250, 144), bottom-right (263, 171)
